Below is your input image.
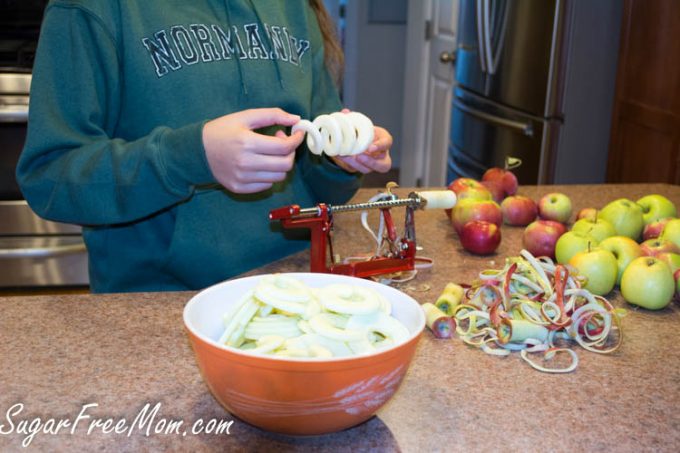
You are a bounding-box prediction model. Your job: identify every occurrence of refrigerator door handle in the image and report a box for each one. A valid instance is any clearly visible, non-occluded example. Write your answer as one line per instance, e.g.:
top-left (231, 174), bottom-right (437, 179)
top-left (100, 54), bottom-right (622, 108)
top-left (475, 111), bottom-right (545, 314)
top-left (482, 0), bottom-right (494, 74)
top-left (485, 0), bottom-right (509, 75)
top-left (454, 99), bottom-right (534, 137)
top-left (475, 0), bottom-right (487, 73)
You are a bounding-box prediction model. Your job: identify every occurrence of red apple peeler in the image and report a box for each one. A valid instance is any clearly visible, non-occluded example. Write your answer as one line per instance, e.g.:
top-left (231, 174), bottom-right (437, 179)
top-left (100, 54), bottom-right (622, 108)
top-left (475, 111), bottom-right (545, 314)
top-left (269, 184), bottom-right (456, 279)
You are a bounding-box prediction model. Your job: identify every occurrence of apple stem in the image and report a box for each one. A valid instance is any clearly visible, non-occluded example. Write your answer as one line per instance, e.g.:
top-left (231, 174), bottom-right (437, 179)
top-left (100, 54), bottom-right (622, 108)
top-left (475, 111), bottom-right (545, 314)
top-left (505, 156), bottom-right (523, 170)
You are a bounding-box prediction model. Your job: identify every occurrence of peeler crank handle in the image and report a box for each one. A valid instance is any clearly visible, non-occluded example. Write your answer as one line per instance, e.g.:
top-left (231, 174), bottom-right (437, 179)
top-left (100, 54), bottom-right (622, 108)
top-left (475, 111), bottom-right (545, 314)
top-left (269, 205), bottom-right (301, 220)
top-left (269, 204), bottom-right (324, 220)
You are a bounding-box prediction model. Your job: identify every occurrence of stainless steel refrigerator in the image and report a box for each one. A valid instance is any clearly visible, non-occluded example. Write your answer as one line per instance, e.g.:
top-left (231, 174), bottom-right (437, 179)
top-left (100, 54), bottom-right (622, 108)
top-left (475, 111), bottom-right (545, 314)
top-left (448, 0), bottom-right (571, 184)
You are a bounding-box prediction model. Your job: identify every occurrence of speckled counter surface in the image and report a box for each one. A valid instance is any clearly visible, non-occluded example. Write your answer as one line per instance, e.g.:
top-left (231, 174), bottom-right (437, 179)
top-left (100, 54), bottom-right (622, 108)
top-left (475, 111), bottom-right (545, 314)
top-left (1, 184), bottom-right (679, 452)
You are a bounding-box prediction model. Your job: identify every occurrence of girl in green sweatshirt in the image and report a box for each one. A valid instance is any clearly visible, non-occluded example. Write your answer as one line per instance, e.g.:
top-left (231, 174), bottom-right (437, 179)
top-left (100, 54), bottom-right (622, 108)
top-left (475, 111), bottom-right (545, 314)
top-left (17, 0), bottom-right (393, 292)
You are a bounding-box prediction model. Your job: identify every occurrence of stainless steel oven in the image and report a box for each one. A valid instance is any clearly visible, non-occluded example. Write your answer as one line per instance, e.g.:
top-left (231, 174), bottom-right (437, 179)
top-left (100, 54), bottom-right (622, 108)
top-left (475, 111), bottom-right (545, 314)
top-left (0, 1), bottom-right (89, 289)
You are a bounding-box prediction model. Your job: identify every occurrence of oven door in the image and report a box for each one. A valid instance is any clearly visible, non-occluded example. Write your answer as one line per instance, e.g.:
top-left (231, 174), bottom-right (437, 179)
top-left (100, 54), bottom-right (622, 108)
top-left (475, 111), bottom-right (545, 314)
top-left (0, 234), bottom-right (88, 287)
top-left (0, 201), bottom-right (89, 288)
top-left (0, 74), bottom-right (31, 201)
top-left (0, 6), bottom-right (87, 289)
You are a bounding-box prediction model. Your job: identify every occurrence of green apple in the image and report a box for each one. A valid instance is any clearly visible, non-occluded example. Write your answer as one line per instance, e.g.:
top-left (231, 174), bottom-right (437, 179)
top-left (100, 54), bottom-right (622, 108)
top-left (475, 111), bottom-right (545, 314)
top-left (568, 248), bottom-right (618, 296)
top-left (597, 198), bottom-right (645, 240)
top-left (555, 231), bottom-right (598, 264)
top-left (620, 257), bottom-right (675, 310)
top-left (660, 218), bottom-right (680, 249)
top-left (636, 194), bottom-right (677, 224)
top-left (599, 236), bottom-right (643, 286)
top-left (571, 218), bottom-right (616, 243)
top-left (538, 192), bottom-right (572, 223)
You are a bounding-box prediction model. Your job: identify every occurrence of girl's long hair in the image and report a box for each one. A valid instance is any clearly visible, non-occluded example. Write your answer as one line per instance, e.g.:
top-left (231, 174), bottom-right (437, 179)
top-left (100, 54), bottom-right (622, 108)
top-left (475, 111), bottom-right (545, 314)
top-left (309, 0), bottom-right (344, 87)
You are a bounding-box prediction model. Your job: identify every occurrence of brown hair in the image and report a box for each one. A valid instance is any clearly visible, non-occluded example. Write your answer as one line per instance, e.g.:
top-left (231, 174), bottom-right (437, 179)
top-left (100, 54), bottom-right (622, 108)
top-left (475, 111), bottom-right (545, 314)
top-left (309, 0), bottom-right (344, 87)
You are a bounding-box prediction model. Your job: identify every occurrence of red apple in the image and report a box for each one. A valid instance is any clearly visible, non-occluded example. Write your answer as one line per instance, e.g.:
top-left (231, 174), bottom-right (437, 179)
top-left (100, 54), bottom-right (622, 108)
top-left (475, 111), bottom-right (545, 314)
top-left (460, 220), bottom-right (501, 255)
top-left (576, 208), bottom-right (598, 222)
top-left (446, 179), bottom-right (491, 220)
top-left (451, 199), bottom-right (503, 235)
top-left (639, 239), bottom-right (680, 257)
top-left (643, 217), bottom-right (673, 241)
top-left (522, 220), bottom-right (567, 259)
top-left (447, 177), bottom-right (485, 196)
top-left (456, 186), bottom-right (493, 202)
top-left (500, 195), bottom-right (538, 226)
top-left (481, 180), bottom-right (505, 203)
top-left (482, 167), bottom-right (518, 197)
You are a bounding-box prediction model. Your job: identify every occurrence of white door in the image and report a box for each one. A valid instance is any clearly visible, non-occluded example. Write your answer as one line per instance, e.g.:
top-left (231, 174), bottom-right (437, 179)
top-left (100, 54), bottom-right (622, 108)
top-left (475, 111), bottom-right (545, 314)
top-left (400, 0), bottom-right (459, 188)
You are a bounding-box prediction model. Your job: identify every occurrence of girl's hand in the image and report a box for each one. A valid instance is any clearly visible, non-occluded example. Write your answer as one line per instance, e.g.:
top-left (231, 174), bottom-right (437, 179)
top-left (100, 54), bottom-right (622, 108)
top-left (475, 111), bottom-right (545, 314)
top-left (202, 108), bottom-right (304, 193)
top-left (330, 125), bottom-right (393, 174)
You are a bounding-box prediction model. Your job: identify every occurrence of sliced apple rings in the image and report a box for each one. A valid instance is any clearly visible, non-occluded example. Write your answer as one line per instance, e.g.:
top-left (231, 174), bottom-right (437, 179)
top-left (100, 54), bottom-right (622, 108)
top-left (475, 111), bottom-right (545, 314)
top-left (253, 274), bottom-right (311, 316)
top-left (346, 311), bottom-right (410, 345)
top-left (220, 275), bottom-right (409, 358)
top-left (308, 313), bottom-right (366, 342)
top-left (249, 335), bottom-right (286, 354)
top-left (283, 333), bottom-right (353, 358)
top-left (292, 111), bottom-right (375, 156)
top-left (244, 315), bottom-right (302, 341)
top-left (318, 284), bottom-right (382, 315)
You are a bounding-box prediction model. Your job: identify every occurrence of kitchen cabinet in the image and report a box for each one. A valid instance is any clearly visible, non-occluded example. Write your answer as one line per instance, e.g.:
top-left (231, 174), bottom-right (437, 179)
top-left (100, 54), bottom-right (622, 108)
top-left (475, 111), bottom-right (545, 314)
top-left (607, 0), bottom-right (680, 183)
top-left (1, 184), bottom-right (679, 451)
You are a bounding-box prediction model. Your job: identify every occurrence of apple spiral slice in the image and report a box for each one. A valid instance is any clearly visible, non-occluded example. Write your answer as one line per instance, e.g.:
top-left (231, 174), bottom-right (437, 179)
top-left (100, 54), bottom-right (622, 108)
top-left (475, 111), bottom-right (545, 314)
top-left (292, 111), bottom-right (374, 156)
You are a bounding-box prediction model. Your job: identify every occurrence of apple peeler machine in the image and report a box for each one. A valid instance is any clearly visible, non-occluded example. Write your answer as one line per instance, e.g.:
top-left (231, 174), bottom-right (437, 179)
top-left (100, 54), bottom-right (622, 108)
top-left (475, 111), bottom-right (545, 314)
top-left (269, 185), bottom-right (456, 279)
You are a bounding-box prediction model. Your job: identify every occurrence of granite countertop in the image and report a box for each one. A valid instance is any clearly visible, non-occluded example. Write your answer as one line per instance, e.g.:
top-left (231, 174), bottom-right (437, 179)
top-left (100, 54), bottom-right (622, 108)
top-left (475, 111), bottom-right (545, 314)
top-left (1, 184), bottom-right (679, 452)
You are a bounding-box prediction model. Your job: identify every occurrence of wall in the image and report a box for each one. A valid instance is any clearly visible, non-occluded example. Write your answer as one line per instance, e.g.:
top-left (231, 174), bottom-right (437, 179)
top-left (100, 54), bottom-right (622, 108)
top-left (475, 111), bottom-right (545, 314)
top-left (342, 0), bottom-right (408, 168)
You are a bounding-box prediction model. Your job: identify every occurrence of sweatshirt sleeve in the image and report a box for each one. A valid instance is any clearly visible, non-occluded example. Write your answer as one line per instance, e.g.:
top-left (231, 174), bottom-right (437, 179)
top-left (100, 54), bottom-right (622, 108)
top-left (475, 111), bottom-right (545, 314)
top-left (295, 14), bottom-right (362, 206)
top-left (16, 5), bottom-right (216, 226)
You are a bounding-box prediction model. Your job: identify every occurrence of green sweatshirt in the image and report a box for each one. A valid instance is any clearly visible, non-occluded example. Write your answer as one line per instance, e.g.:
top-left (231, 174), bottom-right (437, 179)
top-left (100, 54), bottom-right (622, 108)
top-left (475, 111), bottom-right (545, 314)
top-left (17, 0), bottom-right (361, 292)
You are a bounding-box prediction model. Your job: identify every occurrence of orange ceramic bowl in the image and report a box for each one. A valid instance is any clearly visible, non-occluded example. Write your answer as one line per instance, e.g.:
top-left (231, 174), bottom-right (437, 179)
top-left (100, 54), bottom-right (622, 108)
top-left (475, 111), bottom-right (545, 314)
top-left (183, 272), bottom-right (425, 436)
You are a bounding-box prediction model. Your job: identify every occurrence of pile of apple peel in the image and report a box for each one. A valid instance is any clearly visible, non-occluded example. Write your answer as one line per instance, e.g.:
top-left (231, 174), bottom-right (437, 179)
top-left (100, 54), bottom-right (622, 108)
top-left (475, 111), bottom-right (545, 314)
top-left (218, 275), bottom-right (409, 358)
top-left (437, 250), bottom-right (625, 373)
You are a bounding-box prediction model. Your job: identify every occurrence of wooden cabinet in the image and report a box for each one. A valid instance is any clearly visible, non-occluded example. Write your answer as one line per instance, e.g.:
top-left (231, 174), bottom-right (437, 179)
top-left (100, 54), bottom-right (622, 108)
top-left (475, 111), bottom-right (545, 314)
top-left (607, 0), bottom-right (680, 183)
